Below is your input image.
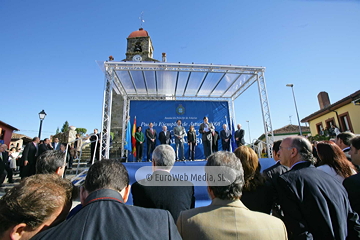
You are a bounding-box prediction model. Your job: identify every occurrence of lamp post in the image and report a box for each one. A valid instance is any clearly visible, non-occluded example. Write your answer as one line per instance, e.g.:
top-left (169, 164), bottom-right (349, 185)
top-left (286, 84), bottom-right (302, 135)
top-left (246, 120), bottom-right (251, 145)
top-left (38, 110), bottom-right (47, 139)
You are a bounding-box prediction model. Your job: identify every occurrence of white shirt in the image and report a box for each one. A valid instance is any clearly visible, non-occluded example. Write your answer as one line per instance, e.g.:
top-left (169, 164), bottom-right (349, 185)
top-left (317, 164), bottom-right (356, 183)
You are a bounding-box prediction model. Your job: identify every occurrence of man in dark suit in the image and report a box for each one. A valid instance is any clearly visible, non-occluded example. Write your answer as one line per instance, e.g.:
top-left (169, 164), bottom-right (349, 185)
top-left (51, 137), bottom-right (61, 150)
top-left (262, 140), bottom-right (289, 219)
top-left (20, 137), bottom-right (40, 179)
top-left (336, 132), bottom-right (355, 161)
top-left (235, 124), bottom-right (245, 147)
top-left (277, 136), bottom-right (360, 240)
top-left (32, 160), bottom-right (181, 240)
top-left (0, 144), bottom-right (14, 183)
top-left (159, 125), bottom-right (171, 145)
top-left (199, 117), bottom-right (215, 159)
top-left (343, 136), bottom-right (360, 214)
top-left (38, 138), bottom-right (52, 157)
top-left (220, 124), bottom-right (232, 151)
top-left (263, 140), bottom-right (289, 180)
top-left (146, 122), bottom-right (157, 161)
top-left (132, 144), bottom-right (195, 221)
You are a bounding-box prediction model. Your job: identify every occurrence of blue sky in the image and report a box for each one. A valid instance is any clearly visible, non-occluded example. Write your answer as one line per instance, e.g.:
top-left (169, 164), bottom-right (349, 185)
top-left (1, 0), bottom-right (359, 142)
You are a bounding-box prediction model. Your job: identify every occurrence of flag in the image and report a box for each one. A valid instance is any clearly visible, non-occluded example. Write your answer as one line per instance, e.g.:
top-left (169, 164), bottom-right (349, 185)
top-left (131, 116), bottom-right (137, 157)
top-left (124, 118), bottom-right (132, 151)
top-left (231, 118), bottom-right (237, 152)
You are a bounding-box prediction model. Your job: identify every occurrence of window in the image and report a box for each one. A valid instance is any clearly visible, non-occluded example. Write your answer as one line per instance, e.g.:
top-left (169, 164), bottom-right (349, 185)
top-left (316, 122), bottom-right (324, 135)
top-left (339, 112), bottom-right (353, 133)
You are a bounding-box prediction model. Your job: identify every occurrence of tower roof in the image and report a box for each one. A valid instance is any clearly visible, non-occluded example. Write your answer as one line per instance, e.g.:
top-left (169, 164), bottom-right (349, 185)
top-left (128, 28), bottom-right (149, 38)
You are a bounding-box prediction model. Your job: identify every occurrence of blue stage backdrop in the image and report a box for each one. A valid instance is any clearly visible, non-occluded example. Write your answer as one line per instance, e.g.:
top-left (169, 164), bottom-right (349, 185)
top-left (129, 100), bottom-right (230, 161)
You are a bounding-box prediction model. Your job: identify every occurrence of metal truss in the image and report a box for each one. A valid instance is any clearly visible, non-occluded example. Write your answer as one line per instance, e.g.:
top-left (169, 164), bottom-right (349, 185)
top-left (256, 72), bottom-right (274, 158)
top-left (100, 69), bottom-right (114, 159)
top-left (100, 61), bottom-right (273, 159)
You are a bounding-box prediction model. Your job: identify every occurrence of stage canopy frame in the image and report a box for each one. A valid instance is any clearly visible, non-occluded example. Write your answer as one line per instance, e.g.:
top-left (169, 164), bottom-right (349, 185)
top-left (99, 61), bottom-right (275, 159)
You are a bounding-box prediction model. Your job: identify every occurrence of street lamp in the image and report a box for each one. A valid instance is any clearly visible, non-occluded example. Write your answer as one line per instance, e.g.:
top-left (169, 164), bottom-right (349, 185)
top-left (286, 84), bottom-right (302, 135)
top-left (246, 120), bottom-right (251, 145)
top-left (38, 110), bottom-right (47, 139)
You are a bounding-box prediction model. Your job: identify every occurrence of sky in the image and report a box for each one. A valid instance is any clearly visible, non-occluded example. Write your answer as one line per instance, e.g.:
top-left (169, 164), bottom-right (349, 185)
top-left (1, 0), bottom-right (359, 143)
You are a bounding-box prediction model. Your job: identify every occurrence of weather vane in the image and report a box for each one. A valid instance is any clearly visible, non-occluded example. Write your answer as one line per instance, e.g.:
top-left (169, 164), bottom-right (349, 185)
top-left (139, 11), bottom-right (145, 28)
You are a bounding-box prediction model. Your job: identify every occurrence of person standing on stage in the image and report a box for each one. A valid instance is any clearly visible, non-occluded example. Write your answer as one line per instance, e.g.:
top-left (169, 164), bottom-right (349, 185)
top-left (235, 124), bottom-right (245, 147)
top-left (174, 120), bottom-right (186, 161)
top-left (146, 122), bottom-right (157, 162)
top-left (135, 126), bottom-right (145, 162)
top-left (187, 125), bottom-right (197, 161)
top-left (199, 117), bottom-right (215, 159)
top-left (220, 124), bottom-right (232, 151)
top-left (159, 126), bottom-right (171, 145)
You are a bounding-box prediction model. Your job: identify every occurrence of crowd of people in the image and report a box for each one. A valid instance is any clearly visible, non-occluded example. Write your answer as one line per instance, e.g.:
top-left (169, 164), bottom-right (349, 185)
top-left (134, 117), bottom-right (246, 162)
top-left (1, 128), bottom-right (360, 239)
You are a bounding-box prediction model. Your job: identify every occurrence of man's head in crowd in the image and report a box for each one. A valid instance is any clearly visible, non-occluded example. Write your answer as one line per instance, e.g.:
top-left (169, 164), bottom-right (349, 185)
top-left (237, 124), bottom-right (241, 130)
top-left (0, 144), bottom-right (7, 153)
top-left (93, 129), bottom-right (98, 134)
top-left (54, 138), bottom-right (59, 143)
top-left (43, 138), bottom-right (50, 145)
top-left (33, 137), bottom-right (40, 144)
top-left (81, 160), bottom-right (130, 205)
top-left (162, 125), bottom-right (167, 132)
top-left (149, 122), bottom-right (153, 128)
top-left (203, 117), bottom-right (208, 124)
top-left (177, 119), bottom-right (181, 126)
top-left (272, 140), bottom-right (282, 161)
top-left (349, 136), bottom-right (360, 165)
top-left (278, 136), bottom-right (315, 168)
top-left (222, 124), bottom-right (227, 130)
top-left (205, 151), bottom-right (244, 200)
top-left (0, 174), bottom-right (73, 240)
top-left (336, 132), bottom-right (355, 149)
top-left (36, 151), bottom-right (66, 176)
top-left (152, 144), bottom-right (176, 171)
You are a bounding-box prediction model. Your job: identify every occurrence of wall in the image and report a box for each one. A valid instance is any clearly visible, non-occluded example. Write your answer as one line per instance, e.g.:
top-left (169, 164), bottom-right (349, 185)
top-left (0, 124), bottom-right (15, 146)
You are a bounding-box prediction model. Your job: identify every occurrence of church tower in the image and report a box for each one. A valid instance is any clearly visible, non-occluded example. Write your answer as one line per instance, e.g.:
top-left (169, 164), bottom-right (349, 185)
top-left (123, 28), bottom-right (158, 62)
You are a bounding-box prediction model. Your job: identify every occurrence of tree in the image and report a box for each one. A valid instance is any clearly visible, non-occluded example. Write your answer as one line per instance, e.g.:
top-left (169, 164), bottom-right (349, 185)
top-left (75, 128), bottom-right (87, 136)
top-left (55, 127), bottom-right (60, 134)
top-left (61, 121), bottom-right (70, 133)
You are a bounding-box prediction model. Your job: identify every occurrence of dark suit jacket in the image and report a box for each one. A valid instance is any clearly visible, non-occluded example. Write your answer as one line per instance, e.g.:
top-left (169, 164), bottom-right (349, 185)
top-left (263, 161), bottom-right (289, 181)
top-left (32, 189), bottom-right (181, 240)
top-left (277, 161), bottom-right (360, 240)
top-left (1, 151), bottom-right (9, 164)
top-left (344, 173), bottom-right (360, 215)
top-left (131, 171), bottom-right (195, 222)
top-left (159, 131), bottom-right (171, 145)
top-left (199, 122), bottom-right (214, 142)
top-left (20, 142), bottom-right (37, 166)
top-left (235, 129), bottom-right (245, 146)
top-left (38, 143), bottom-right (51, 157)
top-left (146, 128), bottom-right (157, 143)
top-left (52, 142), bottom-right (61, 151)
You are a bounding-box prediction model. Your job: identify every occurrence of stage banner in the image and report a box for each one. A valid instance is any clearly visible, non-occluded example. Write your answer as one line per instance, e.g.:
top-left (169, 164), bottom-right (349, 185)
top-left (129, 100), bottom-right (230, 161)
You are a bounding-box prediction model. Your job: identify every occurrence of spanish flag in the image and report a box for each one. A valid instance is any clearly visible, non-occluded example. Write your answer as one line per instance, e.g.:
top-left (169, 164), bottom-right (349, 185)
top-left (131, 116), bottom-right (137, 157)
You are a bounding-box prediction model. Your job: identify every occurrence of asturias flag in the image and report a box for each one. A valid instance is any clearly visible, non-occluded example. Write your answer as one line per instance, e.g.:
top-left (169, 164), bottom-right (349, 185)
top-left (132, 116), bottom-right (137, 157)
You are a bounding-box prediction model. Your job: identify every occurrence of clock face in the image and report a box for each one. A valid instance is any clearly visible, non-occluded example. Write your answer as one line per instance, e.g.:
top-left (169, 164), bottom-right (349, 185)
top-left (132, 55), bottom-right (142, 62)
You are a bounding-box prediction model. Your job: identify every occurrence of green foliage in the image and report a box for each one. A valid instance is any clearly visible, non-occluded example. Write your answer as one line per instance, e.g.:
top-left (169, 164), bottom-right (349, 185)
top-left (308, 134), bottom-right (331, 142)
top-left (61, 121), bottom-right (70, 133)
top-left (55, 127), bottom-right (60, 134)
top-left (75, 128), bottom-right (87, 136)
